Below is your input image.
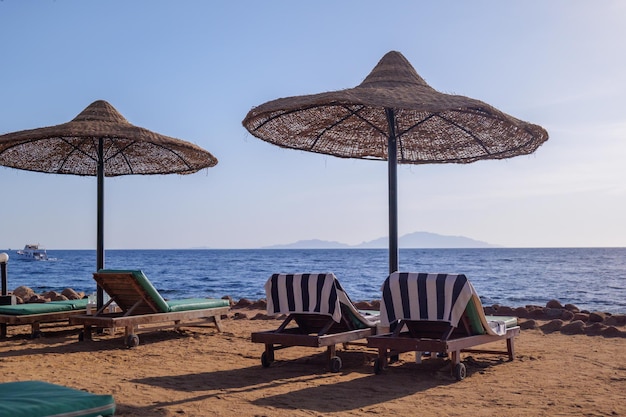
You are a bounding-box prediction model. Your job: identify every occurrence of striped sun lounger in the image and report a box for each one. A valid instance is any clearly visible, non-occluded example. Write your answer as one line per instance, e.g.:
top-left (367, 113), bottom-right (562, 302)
top-left (0, 380), bottom-right (115, 417)
top-left (367, 272), bottom-right (520, 380)
top-left (251, 273), bottom-right (380, 372)
top-left (70, 270), bottom-right (230, 348)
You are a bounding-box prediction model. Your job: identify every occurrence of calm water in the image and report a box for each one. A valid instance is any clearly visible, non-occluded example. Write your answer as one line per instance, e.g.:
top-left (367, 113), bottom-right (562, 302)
top-left (2, 248), bottom-right (625, 314)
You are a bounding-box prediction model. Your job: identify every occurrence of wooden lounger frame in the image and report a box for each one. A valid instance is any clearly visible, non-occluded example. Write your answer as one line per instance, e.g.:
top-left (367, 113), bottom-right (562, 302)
top-left (367, 312), bottom-right (520, 380)
top-left (251, 303), bottom-right (375, 372)
top-left (0, 309), bottom-right (87, 338)
top-left (71, 307), bottom-right (229, 347)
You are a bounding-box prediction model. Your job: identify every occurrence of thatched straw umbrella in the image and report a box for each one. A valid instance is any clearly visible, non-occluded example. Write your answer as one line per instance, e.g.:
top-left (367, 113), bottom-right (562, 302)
top-left (0, 100), bottom-right (218, 306)
top-left (243, 51), bottom-right (548, 273)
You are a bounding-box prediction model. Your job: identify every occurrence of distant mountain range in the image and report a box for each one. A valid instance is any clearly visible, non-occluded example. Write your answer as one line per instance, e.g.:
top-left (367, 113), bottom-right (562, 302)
top-left (262, 231), bottom-right (499, 249)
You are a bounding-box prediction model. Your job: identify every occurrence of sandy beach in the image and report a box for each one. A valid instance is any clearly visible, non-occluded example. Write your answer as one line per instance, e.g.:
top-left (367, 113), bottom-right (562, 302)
top-left (1, 304), bottom-right (625, 417)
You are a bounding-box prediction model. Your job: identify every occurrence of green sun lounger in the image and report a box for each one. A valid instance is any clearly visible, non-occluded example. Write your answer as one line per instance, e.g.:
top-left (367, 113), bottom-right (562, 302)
top-left (70, 269), bottom-right (230, 347)
top-left (0, 380), bottom-right (115, 417)
top-left (0, 299), bottom-right (88, 338)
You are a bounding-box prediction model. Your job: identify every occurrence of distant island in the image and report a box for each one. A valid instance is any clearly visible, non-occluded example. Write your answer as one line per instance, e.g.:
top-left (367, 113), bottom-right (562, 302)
top-left (262, 231), bottom-right (500, 249)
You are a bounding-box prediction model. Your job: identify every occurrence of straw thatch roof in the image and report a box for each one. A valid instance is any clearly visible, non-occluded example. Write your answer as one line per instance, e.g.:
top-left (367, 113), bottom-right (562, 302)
top-left (0, 100), bottom-right (217, 176)
top-left (243, 51), bottom-right (548, 164)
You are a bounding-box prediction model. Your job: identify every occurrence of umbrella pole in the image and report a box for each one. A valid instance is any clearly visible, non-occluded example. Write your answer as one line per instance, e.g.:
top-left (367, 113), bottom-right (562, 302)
top-left (96, 138), bottom-right (105, 309)
top-left (386, 108), bottom-right (399, 274)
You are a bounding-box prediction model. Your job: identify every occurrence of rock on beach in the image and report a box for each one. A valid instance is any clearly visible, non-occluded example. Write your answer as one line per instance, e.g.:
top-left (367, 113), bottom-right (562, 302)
top-left (8, 287), bottom-right (626, 338)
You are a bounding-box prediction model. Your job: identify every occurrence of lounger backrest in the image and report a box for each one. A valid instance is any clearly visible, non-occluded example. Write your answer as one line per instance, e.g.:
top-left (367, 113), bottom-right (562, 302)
top-left (265, 273), bottom-right (346, 323)
top-left (95, 269), bottom-right (169, 314)
top-left (381, 272), bottom-right (508, 336)
top-left (380, 272), bottom-right (475, 327)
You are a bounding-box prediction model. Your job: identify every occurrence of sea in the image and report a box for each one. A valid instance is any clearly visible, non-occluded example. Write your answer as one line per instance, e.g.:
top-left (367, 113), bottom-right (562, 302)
top-left (2, 248), bottom-right (625, 314)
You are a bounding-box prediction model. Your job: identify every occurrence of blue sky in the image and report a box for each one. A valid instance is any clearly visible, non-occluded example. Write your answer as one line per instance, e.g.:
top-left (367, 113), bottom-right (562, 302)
top-left (1, 1), bottom-right (625, 249)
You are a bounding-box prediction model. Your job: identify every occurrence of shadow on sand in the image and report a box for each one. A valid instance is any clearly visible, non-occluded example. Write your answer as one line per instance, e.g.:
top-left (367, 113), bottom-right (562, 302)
top-left (125, 352), bottom-right (491, 414)
top-left (0, 327), bottom-right (199, 357)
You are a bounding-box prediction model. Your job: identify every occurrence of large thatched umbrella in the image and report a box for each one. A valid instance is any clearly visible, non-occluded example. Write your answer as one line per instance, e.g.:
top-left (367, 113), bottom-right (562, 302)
top-left (242, 51), bottom-right (548, 274)
top-left (0, 100), bottom-right (218, 306)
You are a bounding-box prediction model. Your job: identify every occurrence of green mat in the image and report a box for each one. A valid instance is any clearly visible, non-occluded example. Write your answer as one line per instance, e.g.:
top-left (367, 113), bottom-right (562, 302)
top-left (0, 299), bottom-right (88, 316)
top-left (0, 380), bottom-right (115, 417)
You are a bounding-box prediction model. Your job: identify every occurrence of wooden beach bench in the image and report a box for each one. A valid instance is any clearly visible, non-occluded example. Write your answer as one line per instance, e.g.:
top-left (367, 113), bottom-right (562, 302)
top-left (367, 272), bottom-right (520, 380)
top-left (251, 273), bottom-right (380, 372)
top-left (0, 299), bottom-right (88, 338)
top-left (70, 269), bottom-right (230, 347)
top-left (0, 380), bottom-right (115, 417)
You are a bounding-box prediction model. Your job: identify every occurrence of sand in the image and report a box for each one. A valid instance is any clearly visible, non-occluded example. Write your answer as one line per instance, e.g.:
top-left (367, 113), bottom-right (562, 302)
top-left (1, 307), bottom-right (625, 417)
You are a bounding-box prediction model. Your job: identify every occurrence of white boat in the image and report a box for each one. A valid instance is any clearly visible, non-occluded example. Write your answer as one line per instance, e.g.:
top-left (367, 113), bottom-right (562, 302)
top-left (16, 244), bottom-right (50, 261)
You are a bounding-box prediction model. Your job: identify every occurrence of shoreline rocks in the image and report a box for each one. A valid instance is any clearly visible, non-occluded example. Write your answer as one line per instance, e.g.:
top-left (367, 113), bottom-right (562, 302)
top-left (9, 286), bottom-right (85, 304)
top-left (230, 297), bottom-right (626, 338)
top-left (480, 298), bottom-right (626, 338)
top-left (10, 287), bottom-right (625, 338)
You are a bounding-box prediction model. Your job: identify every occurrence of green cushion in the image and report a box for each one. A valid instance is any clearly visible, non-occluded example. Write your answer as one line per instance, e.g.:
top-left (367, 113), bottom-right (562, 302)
top-left (50, 299), bottom-right (89, 308)
top-left (0, 299), bottom-right (88, 316)
top-left (166, 298), bottom-right (230, 312)
top-left (341, 307), bottom-right (379, 329)
top-left (464, 297), bottom-right (486, 335)
top-left (465, 298), bottom-right (519, 335)
top-left (0, 380), bottom-right (115, 417)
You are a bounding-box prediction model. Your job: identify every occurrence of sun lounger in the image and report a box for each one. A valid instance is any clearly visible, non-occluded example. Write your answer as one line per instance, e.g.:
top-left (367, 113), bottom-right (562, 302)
top-left (70, 269), bottom-right (230, 347)
top-left (0, 299), bottom-right (88, 338)
top-left (251, 273), bottom-right (380, 372)
top-left (366, 272), bottom-right (520, 380)
top-left (0, 380), bottom-right (115, 417)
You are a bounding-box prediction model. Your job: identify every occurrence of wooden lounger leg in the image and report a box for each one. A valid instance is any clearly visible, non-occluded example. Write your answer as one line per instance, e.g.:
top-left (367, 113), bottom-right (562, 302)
top-left (212, 315), bottom-right (224, 332)
top-left (507, 337), bottom-right (515, 361)
top-left (326, 345), bottom-right (342, 372)
top-left (30, 322), bottom-right (42, 338)
top-left (261, 344), bottom-right (275, 367)
top-left (122, 325), bottom-right (140, 348)
top-left (373, 348), bottom-right (389, 374)
top-left (327, 344), bottom-right (336, 360)
top-left (82, 325), bottom-right (93, 341)
top-left (0, 323), bottom-right (6, 338)
top-left (450, 350), bottom-right (467, 381)
top-left (450, 350), bottom-right (461, 366)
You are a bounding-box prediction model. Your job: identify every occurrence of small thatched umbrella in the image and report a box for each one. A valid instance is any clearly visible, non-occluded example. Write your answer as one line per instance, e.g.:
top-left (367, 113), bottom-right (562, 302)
top-left (0, 100), bottom-right (218, 306)
top-left (243, 51), bottom-right (548, 273)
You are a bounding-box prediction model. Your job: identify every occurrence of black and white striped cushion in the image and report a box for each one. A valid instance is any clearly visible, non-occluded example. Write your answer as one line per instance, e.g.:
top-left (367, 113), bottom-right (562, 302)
top-left (265, 273), bottom-right (345, 322)
top-left (380, 272), bottom-right (475, 327)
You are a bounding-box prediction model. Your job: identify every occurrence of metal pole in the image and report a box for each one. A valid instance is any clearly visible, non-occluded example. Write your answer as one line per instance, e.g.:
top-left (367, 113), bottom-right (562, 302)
top-left (386, 108), bottom-right (399, 274)
top-left (96, 138), bottom-right (105, 309)
top-left (1, 255), bottom-right (8, 337)
top-left (1, 261), bottom-right (7, 296)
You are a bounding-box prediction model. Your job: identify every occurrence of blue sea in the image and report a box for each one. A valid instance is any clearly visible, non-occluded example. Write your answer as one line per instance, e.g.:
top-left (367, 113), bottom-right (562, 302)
top-left (2, 248), bottom-right (625, 314)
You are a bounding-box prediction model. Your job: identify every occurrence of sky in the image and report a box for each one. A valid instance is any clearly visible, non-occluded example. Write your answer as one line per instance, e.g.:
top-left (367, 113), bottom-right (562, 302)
top-left (0, 1), bottom-right (625, 250)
